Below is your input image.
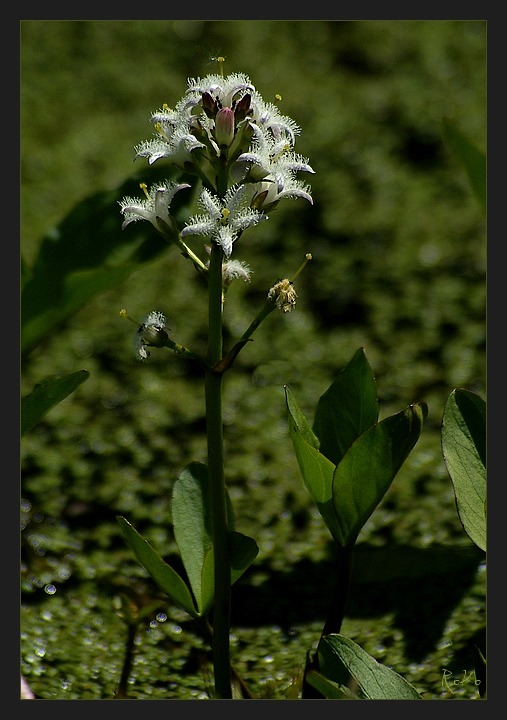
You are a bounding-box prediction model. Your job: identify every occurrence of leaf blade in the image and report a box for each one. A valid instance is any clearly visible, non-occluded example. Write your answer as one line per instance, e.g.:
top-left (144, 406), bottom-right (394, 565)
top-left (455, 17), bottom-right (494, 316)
top-left (116, 516), bottom-right (198, 618)
top-left (21, 370), bottom-right (90, 435)
top-left (333, 403), bottom-right (427, 547)
top-left (319, 634), bottom-right (423, 700)
top-left (313, 347), bottom-right (379, 466)
top-left (442, 389), bottom-right (486, 550)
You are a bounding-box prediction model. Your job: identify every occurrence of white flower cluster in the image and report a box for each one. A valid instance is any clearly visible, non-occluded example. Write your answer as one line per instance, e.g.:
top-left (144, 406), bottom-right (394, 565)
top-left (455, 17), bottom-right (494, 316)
top-left (119, 71), bottom-right (314, 259)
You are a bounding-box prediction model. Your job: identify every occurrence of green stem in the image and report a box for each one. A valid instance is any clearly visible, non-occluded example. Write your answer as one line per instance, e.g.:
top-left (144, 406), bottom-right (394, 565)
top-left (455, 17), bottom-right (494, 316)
top-left (321, 544), bottom-right (354, 637)
top-left (240, 300), bottom-right (276, 343)
top-left (162, 337), bottom-right (208, 367)
top-left (115, 622), bottom-right (137, 699)
top-left (205, 241), bottom-right (232, 699)
top-left (302, 544), bottom-right (354, 699)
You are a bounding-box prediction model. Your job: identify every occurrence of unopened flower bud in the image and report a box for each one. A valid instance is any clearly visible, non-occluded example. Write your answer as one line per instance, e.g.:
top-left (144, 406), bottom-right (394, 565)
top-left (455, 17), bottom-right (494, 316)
top-left (215, 107), bottom-right (235, 147)
top-left (233, 92), bottom-right (252, 121)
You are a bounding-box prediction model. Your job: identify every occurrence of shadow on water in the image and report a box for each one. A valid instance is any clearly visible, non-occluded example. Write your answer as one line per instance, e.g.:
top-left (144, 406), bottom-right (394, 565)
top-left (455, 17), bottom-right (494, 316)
top-left (230, 543), bottom-right (485, 663)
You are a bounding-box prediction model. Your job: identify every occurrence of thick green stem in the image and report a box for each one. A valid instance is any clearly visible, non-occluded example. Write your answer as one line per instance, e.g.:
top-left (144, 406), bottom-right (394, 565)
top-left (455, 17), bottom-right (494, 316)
top-left (205, 242), bottom-right (232, 699)
top-left (302, 544), bottom-right (354, 699)
top-left (321, 544), bottom-right (354, 637)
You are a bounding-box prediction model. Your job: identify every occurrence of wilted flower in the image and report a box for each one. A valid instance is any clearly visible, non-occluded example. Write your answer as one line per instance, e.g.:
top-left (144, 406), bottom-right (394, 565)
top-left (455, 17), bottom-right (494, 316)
top-left (267, 278), bottom-right (298, 312)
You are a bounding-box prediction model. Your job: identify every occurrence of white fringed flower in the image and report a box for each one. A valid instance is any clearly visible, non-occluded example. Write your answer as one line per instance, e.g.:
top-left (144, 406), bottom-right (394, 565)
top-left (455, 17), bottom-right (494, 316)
top-left (181, 185), bottom-right (266, 257)
top-left (119, 181), bottom-right (190, 231)
top-left (133, 310), bottom-right (169, 361)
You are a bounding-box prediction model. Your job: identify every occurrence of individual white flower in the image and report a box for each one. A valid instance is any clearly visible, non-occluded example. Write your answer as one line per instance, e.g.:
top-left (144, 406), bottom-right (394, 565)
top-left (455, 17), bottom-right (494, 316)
top-left (119, 181), bottom-right (190, 231)
top-left (248, 90), bottom-right (301, 144)
top-left (134, 123), bottom-right (205, 169)
top-left (181, 185), bottom-right (266, 257)
top-left (246, 170), bottom-right (313, 213)
top-left (133, 310), bottom-right (169, 360)
top-left (234, 124), bottom-right (315, 184)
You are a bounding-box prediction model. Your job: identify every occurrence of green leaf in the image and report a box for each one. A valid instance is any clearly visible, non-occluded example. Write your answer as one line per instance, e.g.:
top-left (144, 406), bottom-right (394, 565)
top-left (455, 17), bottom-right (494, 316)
top-left (442, 389), bottom-right (486, 551)
top-left (318, 634), bottom-right (423, 700)
top-left (172, 463), bottom-right (215, 615)
top-left (285, 386), bottom-right (340, 539)
top-left (305, 669), bottom-right (357, 699)
top-left (333, 403), bottom-right (427, 547)
top-left (442, 117), bottom-right (486, 212)
top-left (230, 531), bottom-right (259, 583)
top-left (21, 165), bottom-right (190, 357)
top-left (284, 384), bottom-right (320, 450)
top-left (199, 531), bottom-right (259, 617)
top-left (313, 348), bottom-right (379, 466)
top-left (172, 463), bottom-right (258, 616)
top-left (116, 516), bottom-right (198, 618)
top-left (21, 370), bottom-right (90, 435)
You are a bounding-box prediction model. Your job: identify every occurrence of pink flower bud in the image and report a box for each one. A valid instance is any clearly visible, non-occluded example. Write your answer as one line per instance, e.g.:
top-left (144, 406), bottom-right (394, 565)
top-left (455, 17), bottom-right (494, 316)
top-left (215, 107), bottom-right (235, 147)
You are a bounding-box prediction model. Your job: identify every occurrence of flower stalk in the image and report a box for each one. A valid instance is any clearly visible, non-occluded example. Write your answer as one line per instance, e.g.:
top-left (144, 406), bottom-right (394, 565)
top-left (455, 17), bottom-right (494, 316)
top-left (118, 63), bottom-right (314, 699)
top-left (205, 242), bottom-right (233, 698)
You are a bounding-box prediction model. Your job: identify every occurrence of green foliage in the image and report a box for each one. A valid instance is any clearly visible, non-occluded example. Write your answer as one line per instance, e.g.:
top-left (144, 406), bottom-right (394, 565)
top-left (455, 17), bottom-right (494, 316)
top-left (172, 462), bottom-right (258, 615)
top-left (313, 348), bottom-right (379, 466)
top-left (286, 349), bottom-right (427, 547)
top-left (442, 389), bottom-right (486, 551)
top-left (315, 634), bottom-right (423, 699)
top-left (442, 118), bottom-right (486, 212)
top-left (117, 462), bottom-right (258, 619)
top-left (117, 516), bottom-right (199, 618)
top-left (21, 370), bottom-right (90, 435)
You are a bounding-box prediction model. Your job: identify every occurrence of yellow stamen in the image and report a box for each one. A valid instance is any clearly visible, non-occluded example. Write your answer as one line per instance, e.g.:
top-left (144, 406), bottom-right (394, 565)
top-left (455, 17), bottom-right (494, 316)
top-left (275, 93), bottom-right (282, 102)
top-left (221, 208), bottom-right (230, 225)
top-left (217, 56), bottom-right (225, 76)
top-left (272, 143), bottom-right (291, 163)
top-left (139, 183), bottom-right (150, 201)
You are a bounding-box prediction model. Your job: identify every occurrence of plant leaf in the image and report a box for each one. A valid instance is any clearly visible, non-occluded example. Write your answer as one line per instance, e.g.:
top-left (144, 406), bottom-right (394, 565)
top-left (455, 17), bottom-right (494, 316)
top-left (333, 403), bottom-right (427, 547)
top-left (441, 389), bottom-right (486, 551)
top-left (442, 117), bottom-right (486, 212)
top-left (284, 384), bottom-right (320, 450)
top-left (313, 347), bottom-right (379, 466)
top-left (305, 669), bottom-right (357, 699)
top-left (116, 516), bottom-right (198, 618)
top-left (172, 462), bottom-right (258, 615)
top-left (230, 531), bottom-right (259, 583)
top-left (199, 532), bottom-right (259, 617)
top-left (318, 634), bottom-right (423, 699)
top-left (285, 386), bottom-right (341, 541)
top-left (172, 462), bottom-right (216, 615)
top-left (21, 370), bottom-right (90, 435)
